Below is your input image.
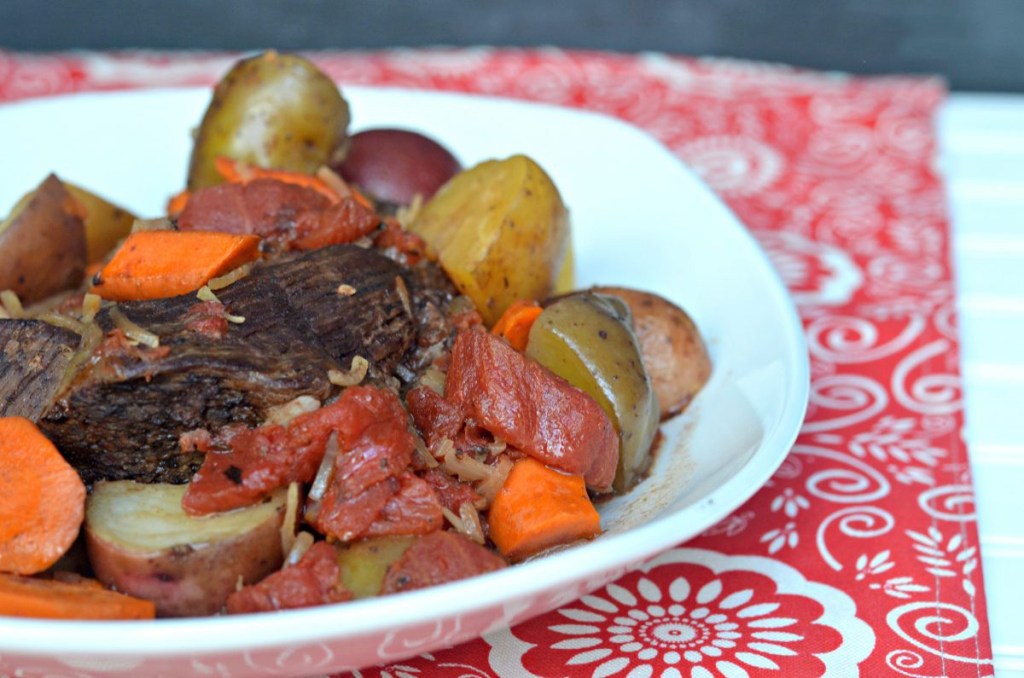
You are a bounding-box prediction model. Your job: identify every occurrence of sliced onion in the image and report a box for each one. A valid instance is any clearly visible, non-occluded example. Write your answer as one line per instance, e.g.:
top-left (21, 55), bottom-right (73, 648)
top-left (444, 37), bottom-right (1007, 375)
top-left (475, 454), bottom-right (514, 506)
top-left (263, 395), bottom-right (321, 427)
top-left (0, 290), bottom-right (25, 318)
top-left (412, 431), bottom-right (440, 469)
top-left (109, 305), bottom-right (160, 348)
top-left (38, 311), bottom-right (86, 334)
top-left (440, 506), bottom-right (465, 535)
top-left (328, 355), bottom-right (369, 387)
top-left (286, 531), bottom-right (316, 566)
top-left (81, 293), bottom-right (102, 322)
top-left (459, 501), bottom-right (486, 544)
top-left (279, 482), bottom-right (301, 557)
top-left (441, 441), bottom-right (494, 482)
top-left (394, 275), bottom-right (412, 318)
top-left (309, 432), bottom-right (339, 502)
top-left (208, 263), bottom-right (253, 290)
top-left (316, 165), bottom-right (352, 199)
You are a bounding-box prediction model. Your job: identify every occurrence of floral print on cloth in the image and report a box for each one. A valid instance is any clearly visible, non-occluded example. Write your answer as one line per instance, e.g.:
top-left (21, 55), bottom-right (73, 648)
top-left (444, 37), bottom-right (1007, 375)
top-left (0, 48), bottom-right (994, 677)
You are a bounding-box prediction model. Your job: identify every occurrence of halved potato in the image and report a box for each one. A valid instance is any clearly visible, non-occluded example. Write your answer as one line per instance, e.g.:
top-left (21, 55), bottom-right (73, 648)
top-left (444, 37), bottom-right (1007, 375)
top-left (409, 155), bottom-right (569, 326)
top-left (85, 481), bottom-right (289, 617)
top-left (0, 175), bottom-right (86, 304)
top-left (593, 286), bottom-right (711, 419)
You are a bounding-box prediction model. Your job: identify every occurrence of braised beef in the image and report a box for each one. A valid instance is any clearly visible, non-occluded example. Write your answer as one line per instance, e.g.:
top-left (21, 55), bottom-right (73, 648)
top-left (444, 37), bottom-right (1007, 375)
top-left (0, 319), bottom-right (79, 419)
top-left (39, 245), bottom-right (421, 485)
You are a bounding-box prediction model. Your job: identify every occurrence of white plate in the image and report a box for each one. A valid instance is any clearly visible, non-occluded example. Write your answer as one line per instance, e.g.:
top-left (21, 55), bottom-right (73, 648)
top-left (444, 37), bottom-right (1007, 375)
top-left (0, 87), bottom-right (809, 676)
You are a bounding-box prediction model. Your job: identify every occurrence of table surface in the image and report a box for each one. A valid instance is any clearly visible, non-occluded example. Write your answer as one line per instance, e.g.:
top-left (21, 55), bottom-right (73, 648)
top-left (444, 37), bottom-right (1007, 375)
top-left (942, 92), bottom-right (1024, 677)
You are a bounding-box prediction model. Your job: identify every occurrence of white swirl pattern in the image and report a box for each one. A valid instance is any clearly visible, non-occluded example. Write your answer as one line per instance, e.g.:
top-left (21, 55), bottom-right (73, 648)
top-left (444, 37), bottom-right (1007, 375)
top-left (806, 315), bottom-right (927, 363)
top-left (891, 340), bottom-right (963, 415)
top-left (816, 506), bottom-right (896, 571)
top-left (794, 445), bottom-right (892, 503)
top-left (801, 374), bottom-right (889, 433)
top-left (886, 602), bottom-right (992, 666)
top-left (918, 485), bottom-right (977, 522)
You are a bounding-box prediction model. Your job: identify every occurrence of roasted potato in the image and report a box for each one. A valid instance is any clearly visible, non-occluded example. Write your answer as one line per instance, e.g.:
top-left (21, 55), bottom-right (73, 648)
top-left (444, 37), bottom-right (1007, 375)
top-left (0, 174), bottom-right (86, 305)
top-left (187, 51), bottom-right (351, 190)
top-left (64, 183), bottom-right (136, 264)
top-left (85, 481), bottom-right (289, 617)
top-left (335, 128), bottom-right (461, 206)
top-left (594, 286), bottom-right (711, 419)
top-left (409, 154), bottom-right (569, 326)
top-left (527, 292), bottom-right (660, 492)
top-left (337, 535), bottom-right (415, 599)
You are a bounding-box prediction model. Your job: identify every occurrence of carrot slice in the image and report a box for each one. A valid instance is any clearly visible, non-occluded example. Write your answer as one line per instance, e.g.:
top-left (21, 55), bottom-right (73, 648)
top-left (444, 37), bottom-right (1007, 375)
top-left (91, 230), bottom-right (261, 301)
top-left (491, 299), bottom-right (543, 352)
top-left (0, 417), bottom-right (86, 575)
top-left (487, 457), bottom-right (601, 561)
top-left (166, 188), bottom-right (191, 217)
top-left (0, 573), bottom-right (155, 619)
top-left (214, 156), bottom-right (341, 204)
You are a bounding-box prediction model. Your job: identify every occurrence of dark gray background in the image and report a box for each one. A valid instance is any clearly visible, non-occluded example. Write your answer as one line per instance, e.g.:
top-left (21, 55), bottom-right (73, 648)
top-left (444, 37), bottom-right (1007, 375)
top-left (2, 0), bottom-right (1020, 92)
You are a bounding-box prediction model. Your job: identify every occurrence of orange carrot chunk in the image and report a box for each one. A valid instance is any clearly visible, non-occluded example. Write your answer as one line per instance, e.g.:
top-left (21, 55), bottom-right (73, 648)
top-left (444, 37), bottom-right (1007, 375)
top-left (491, 299), bottom-right (543, 352)
top-left (91, 230), bottom-right (261, 301)
top-left (487, 457), bottom-right (601, 562)
top-left (214, 156), bottom-right (341, 204)
top-left (0, 573), bottom-right (155, 620)
top-left (166, 188), bottom-right (191, 217)
top-left (0, 417), bottom-right (86, 576)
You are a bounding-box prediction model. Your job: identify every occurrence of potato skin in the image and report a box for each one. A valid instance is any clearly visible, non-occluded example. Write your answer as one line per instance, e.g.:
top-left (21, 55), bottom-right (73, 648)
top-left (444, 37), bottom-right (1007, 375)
top-left (187, 51), bottom-right (351, 190)
top-left (0, 174), bottom-right (86, 304)
top-left (410, 155), bottom-right (569, 326)
top-left (85, 482), bottom-right (288, 617)
top-left (593, 286), bottom-right (711, 420)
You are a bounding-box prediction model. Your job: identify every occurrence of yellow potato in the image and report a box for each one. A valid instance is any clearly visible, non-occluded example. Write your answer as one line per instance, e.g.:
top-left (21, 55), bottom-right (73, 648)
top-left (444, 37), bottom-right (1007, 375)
top-left (64, 183), bottom-right (136, 264)
top-left (85, 481), bottom-right (288, 617)
top-left (187, 51), bottom-right (351, 190)
top-left (410, 154), bottom-right (569, 326)
top-left (337, 535), bottom-right (414, 599)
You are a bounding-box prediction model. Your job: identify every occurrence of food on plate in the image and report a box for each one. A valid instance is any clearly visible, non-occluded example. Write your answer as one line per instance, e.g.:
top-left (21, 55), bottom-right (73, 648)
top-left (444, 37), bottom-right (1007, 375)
top-left (0, 417), bottom-right (85, 575)
top-left (487, 457), bottom-right (601, 561)
top-left (186, 51), bottom-right (351, 190)
top-left (91, 230), bottom-right (262, 301)
top-left (526, 292), bottom-right (660, 493)
top-left (0, 572), bottom-right (155, 620)
top-left (0, 320), bottom-right (79, 420)
top-left (0, 50), bottom-right (711, 618)
top-left (64, 183), bottom-right (137, 265)
top-left (408, 154), bottom-right (569, 326)
top-left (85, 481), bottom-right (289, 617)
top-left (335, 128), bottom-right (462, 207)
top-left (40, 245), bottom-right (419, 486)
top-left (0, 174), bottom-right (86, 305)
top-left (594, 286), bottom-right (712, 420)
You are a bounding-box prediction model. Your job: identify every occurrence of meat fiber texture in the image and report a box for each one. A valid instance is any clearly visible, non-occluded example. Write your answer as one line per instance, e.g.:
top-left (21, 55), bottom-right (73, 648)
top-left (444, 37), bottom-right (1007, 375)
top-left (38, 245), bottom-right (433, 485)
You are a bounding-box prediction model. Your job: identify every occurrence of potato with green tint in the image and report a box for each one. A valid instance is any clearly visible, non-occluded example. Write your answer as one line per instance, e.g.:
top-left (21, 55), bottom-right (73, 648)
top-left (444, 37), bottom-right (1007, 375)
top-left (187, 51), bottom-right (351, 190)
top-left (526, 292), bottom-right (660, 493)
top-left (409, 154), bottom-right (569, 326)
top-left (337, 536), bottom-right (414, 599)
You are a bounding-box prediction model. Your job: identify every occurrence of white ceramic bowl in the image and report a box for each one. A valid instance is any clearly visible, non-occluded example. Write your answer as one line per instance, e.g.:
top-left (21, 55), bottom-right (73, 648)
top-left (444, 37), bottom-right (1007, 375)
top-left (0, 87), bottom-right (809, 677)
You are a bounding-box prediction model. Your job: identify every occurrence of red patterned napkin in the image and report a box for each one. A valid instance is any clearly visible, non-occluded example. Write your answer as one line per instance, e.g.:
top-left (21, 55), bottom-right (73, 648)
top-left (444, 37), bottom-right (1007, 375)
top-left (0, 49), bottom-right (994, 677)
